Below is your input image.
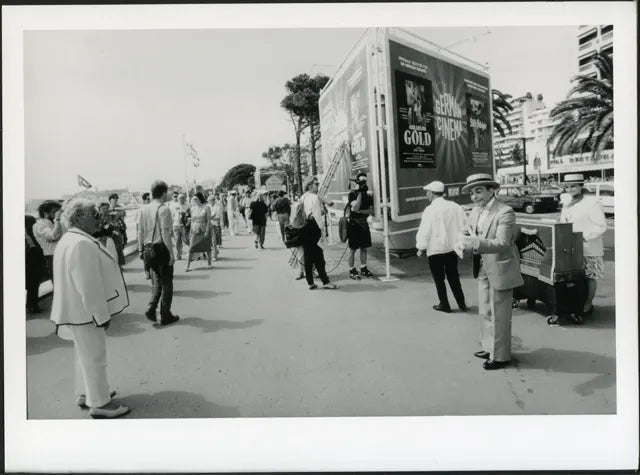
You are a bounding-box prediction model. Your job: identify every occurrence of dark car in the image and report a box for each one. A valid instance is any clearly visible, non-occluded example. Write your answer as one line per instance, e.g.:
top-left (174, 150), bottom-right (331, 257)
top-left (496, 185), bottom-right (559, 214)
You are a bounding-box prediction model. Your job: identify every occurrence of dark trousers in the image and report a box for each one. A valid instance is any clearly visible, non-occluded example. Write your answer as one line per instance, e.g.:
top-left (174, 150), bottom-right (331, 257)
top-left (112, 233), bottom-right (126, 266)
top-left (25, 252), bottom-right (44, 309)
top-left (253, 224), bottom-right (266, 247)
top-left (428, 251), bottom-right (466, 309)
top-left (148, 262), bottom-right (174, 319)
top-left (44, 255), bottom-right (54, 283)
top-left (303, 242), bottom-right (330, 286)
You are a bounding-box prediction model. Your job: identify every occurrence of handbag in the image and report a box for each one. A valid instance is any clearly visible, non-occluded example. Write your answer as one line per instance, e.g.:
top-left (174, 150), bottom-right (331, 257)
top-left (143, 205), bottom-right (170, 266)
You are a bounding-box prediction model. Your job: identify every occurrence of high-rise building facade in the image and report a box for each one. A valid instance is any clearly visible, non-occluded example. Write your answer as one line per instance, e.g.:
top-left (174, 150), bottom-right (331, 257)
top-left (577, 25), bottom-right (613, 77)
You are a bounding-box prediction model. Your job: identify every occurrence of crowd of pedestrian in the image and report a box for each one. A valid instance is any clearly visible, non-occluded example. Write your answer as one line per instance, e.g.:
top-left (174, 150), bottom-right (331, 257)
top-left (25, 169), bottom-right (607, 418)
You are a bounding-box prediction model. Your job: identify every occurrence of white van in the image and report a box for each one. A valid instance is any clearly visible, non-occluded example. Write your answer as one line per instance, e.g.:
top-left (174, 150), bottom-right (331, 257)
top-left (585, 182), bottom-right (614, 216)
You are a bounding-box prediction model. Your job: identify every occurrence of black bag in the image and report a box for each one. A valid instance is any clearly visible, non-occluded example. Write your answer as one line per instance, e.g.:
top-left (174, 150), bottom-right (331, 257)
top-left (284, 225), bottom-right (303, 249)
top-left (143, 205), bottom-right (170, 266)
top-left (338, 203), bottom-right (351, 243)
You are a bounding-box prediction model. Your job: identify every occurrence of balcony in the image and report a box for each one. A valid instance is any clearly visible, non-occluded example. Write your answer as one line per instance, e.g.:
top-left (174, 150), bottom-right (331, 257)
top-left (601, 31), bottom-right (613, 43)
top-left (579, 40), bottom-right (594, 51)
top-left (578, 25), bottom-right (597, 37)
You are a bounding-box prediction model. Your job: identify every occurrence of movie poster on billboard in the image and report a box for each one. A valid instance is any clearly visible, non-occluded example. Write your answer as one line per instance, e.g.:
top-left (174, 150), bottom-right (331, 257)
top-left (465, 79), bottom-right (491, 166)
top-left (394, 70), bottom-right (436, 168)
top-left (318, 46), bottom-right (370, 197)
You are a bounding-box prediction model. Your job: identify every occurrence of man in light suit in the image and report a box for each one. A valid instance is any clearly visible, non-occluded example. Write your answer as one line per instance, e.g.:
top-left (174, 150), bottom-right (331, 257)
top-left (50, 198), bottom-right (130, 417)
top-left (457, 173), bottom-right (524, 370)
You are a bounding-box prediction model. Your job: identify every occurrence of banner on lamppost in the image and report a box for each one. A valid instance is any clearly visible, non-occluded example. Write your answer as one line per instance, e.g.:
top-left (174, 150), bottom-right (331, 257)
top-left (186, 142), bottom-right (200, 168)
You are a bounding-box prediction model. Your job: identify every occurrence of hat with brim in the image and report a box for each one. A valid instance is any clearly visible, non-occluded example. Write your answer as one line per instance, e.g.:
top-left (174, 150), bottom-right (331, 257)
top-left (423, 180), bottom-right (445, 193)
top-left (561, 173), bottom-right (585, 185)
top-left (461, 173), bottom-right (500, 193)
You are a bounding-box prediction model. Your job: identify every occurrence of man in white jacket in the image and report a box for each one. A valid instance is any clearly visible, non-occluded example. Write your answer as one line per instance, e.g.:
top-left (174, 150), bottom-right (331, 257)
top-left (416, 181), bottom-right (468, 313)
top-left (50, 198), bottom-right (130, 418)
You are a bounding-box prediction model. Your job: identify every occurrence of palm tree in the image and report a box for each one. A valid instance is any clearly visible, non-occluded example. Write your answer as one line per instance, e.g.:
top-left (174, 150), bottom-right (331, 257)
top-left (549, 52), bottom-right (613, 157)
top-left (492, 89), bottom-right (514, 137)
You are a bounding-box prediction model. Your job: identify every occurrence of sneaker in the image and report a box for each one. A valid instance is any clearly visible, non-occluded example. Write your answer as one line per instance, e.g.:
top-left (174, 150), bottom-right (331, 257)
top-left (360, 266), bottom-right (374, 278)
top-left (322, 283), bottom-right (338, 289)
top-left (308, 284), bottom-right (318, 290)
top-left (295, 273), bottom-right (305, 280)
top-left (255, 241), bottom-right (258, 249)
top-left (349, 268), bottom-right (361, 280)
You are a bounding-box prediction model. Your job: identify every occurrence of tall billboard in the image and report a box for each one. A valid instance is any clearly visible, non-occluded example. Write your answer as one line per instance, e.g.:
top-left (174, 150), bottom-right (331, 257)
top-left (319, 44), bottom-right (375, 206)
top-left (387, 35), bottom-right (493, 220)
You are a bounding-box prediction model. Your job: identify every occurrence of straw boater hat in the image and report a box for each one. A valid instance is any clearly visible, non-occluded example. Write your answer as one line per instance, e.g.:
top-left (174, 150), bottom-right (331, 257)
top-left (561, 173), bottom-right (585, 185)
top-left (423, 180), bottom-right (445, 192)
top-left (461, 173), bottom-right (501, 193)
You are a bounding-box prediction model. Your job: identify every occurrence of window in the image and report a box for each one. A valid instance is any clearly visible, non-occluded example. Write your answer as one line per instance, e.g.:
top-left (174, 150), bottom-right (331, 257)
top-left (579, 31), bottom-right (598, 44)
top-left (600, 25), bottom-right (613, 34)
top-left (600, 186), bottom-right (614, 196)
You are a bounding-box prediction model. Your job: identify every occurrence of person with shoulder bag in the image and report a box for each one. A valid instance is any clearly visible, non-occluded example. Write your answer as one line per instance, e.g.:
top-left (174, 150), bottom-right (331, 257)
top-left (137, 180), bottom-right (179, 326)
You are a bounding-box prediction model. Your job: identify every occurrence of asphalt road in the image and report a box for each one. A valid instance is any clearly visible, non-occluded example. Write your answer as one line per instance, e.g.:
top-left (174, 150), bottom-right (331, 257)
top-left (26, 221), bottom-right (616, 419)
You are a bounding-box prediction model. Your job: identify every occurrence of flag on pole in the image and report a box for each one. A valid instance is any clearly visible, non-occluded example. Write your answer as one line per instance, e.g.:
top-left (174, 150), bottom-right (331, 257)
top-left (185, 142), bottom-right (200, 168)
top-left (77, 174), bottom-right (92, 189)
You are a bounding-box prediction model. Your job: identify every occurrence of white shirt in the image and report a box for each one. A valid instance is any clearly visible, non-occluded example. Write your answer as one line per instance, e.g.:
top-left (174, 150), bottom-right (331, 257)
top-left (169, 201), bottom-right (189, 227)
top-left (301, 192), bottom-right (324, 225)
top-left (416, 197), bottom-right (466, 256)
top-left (33, 218), bottom-right (63, 256)
top-left (560, 194), bottom-right (606, 257)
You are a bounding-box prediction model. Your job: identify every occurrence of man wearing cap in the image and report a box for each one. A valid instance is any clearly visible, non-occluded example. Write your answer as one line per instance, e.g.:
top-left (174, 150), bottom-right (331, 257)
top-left (169, 192), bottom-right (190, 260)
top-left (457, 173), bottom-right (523, 370)
top-left (416, 181), bottom-right (467, 313)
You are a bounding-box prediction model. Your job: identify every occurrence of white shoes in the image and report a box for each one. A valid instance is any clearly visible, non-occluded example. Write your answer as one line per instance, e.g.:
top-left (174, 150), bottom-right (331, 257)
top-left (76, 390), bottom-right (117, 408)
top-left (89, 404), bottom-right (130, 419)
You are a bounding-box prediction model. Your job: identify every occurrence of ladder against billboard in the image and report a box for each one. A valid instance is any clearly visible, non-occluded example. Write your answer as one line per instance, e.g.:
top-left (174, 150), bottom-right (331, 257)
top-left (319, 28), bottom-right (494, 260)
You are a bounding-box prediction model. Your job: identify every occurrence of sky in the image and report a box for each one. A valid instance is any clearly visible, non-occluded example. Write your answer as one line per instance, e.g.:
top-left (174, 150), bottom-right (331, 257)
top-left (24, 26), bottom-right (578, 199)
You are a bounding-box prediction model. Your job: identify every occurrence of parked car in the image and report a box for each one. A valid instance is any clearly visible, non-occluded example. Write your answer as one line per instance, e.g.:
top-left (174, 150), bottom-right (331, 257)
top-left (585, 181), bottom-right (614, 216)
top-left (496, 185), bottom-right (559, 214)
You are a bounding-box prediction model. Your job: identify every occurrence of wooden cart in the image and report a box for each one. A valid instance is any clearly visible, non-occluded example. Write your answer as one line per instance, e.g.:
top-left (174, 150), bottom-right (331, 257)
top-left (512, 220), bottom-right (587, 325)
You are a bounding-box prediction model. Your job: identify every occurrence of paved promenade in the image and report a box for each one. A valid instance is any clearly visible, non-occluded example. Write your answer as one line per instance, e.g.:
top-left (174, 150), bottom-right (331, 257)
top-left (26, 220), bottom-right (616, 419)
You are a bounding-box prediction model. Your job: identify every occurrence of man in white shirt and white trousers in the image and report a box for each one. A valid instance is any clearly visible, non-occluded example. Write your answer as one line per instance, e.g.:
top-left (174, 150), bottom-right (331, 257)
top-left (416, 181), bottom-right (468, 313)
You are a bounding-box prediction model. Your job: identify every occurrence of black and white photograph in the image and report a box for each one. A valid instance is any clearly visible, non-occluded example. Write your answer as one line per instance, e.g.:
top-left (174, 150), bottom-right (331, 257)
top-left (3, 2), bottom-right (637, 473)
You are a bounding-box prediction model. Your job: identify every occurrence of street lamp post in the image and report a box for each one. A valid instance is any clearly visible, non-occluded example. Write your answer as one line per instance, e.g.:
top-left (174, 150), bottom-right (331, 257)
top-left (521, 136), bottom-right (533, 185)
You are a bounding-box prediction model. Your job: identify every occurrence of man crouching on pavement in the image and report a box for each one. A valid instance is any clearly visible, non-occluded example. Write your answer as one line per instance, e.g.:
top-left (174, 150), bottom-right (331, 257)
top-left (50, 198), bottom-right (130, 418)
top-left (456, 173), bottom-right (523, 370)
top-left (347, 172), bottom-right (374, 280)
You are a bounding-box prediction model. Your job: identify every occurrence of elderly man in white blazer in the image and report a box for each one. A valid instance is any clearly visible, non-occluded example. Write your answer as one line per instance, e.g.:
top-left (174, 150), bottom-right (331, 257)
top-left (50, 199), bottom-right (130, 418)
top-left (457, 174), bottom-right (524, 370)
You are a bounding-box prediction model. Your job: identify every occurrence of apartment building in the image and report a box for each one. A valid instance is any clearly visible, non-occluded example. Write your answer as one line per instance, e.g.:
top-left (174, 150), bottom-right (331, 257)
top-left (577, 25), bottom-right (613, 77)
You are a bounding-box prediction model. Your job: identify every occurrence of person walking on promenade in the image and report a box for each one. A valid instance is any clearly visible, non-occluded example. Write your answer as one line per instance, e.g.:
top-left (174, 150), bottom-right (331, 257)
top-left (249, 191), bottom-right (269, 249)
top-left (108, 193), bottom-right (127, 267)
top-left (138, 193), bottom-right (152, 279)
top-left (416, 181), bottom-right (468, 313)
top-left (186, 192), bottom-right (213, 271)
top-left (346, 172), bottom-right (374, 280)
top-left (138, 180), bottom-right (179, 326)
top-left (207, 194), bottom-right (223, 261)
top-left (50, 198), bottom-right (130, 418)
top-left (241, 190), bottom-right (254, 233)
top-left (33, 200), bottom-right (63, 283)
top-left (456, 173), bottom-right (523, 370)
top-left (94, 202), bottom-right (120, 263)
top-left (25, 215), bottom-right (45, 313)
top-left (227, 190), bottom-right (241, 236)
top-left (169, 192), bottom-right (190, 260)
top-left (273, 190), bottom-right (291, 243)
top-left (559, 173), bottom-right (607, 317)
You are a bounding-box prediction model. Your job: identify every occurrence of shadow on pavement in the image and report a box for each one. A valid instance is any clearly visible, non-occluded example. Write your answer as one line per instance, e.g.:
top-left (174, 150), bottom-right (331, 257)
top-left (514, 348), bottom-right (615, 396)
top-left (116, 391), bottom-right (241, 418)
top-left (173, 273), bottom-right (209, 280)
top-left (577, 305), bottom-right (615, 330)
top-left (334, 282), bottom-right (399, 293)
top-left (107, 313), bottom-right (150, 338)
top-left (27, 332), bottom-right (73, 356)
top-left (125, 283), bottom-right (151, 293)
top-left (179, 317), bottom-right (264, 333)
top-left (221, 256), bottom-right (258, 261)
top-left (212, 265), bottom-right (252, 270)
top-left (173, 290), bottom-right (232, 299)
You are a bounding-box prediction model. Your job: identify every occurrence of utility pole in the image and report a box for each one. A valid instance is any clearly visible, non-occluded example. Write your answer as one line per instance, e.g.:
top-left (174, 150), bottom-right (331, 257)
top-left (521, 136), bottom-right (533, 185)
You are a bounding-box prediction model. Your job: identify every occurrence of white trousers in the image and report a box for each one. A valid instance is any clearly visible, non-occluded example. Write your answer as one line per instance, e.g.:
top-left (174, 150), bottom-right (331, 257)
top-left (478, 266), bottom-right (513, 362)
top-left (228, 211), bottom-right (240, 235)
top-left (71, 324), bottom-right (111, 408)
top-left (244, 209), bottom-right (253, 230)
